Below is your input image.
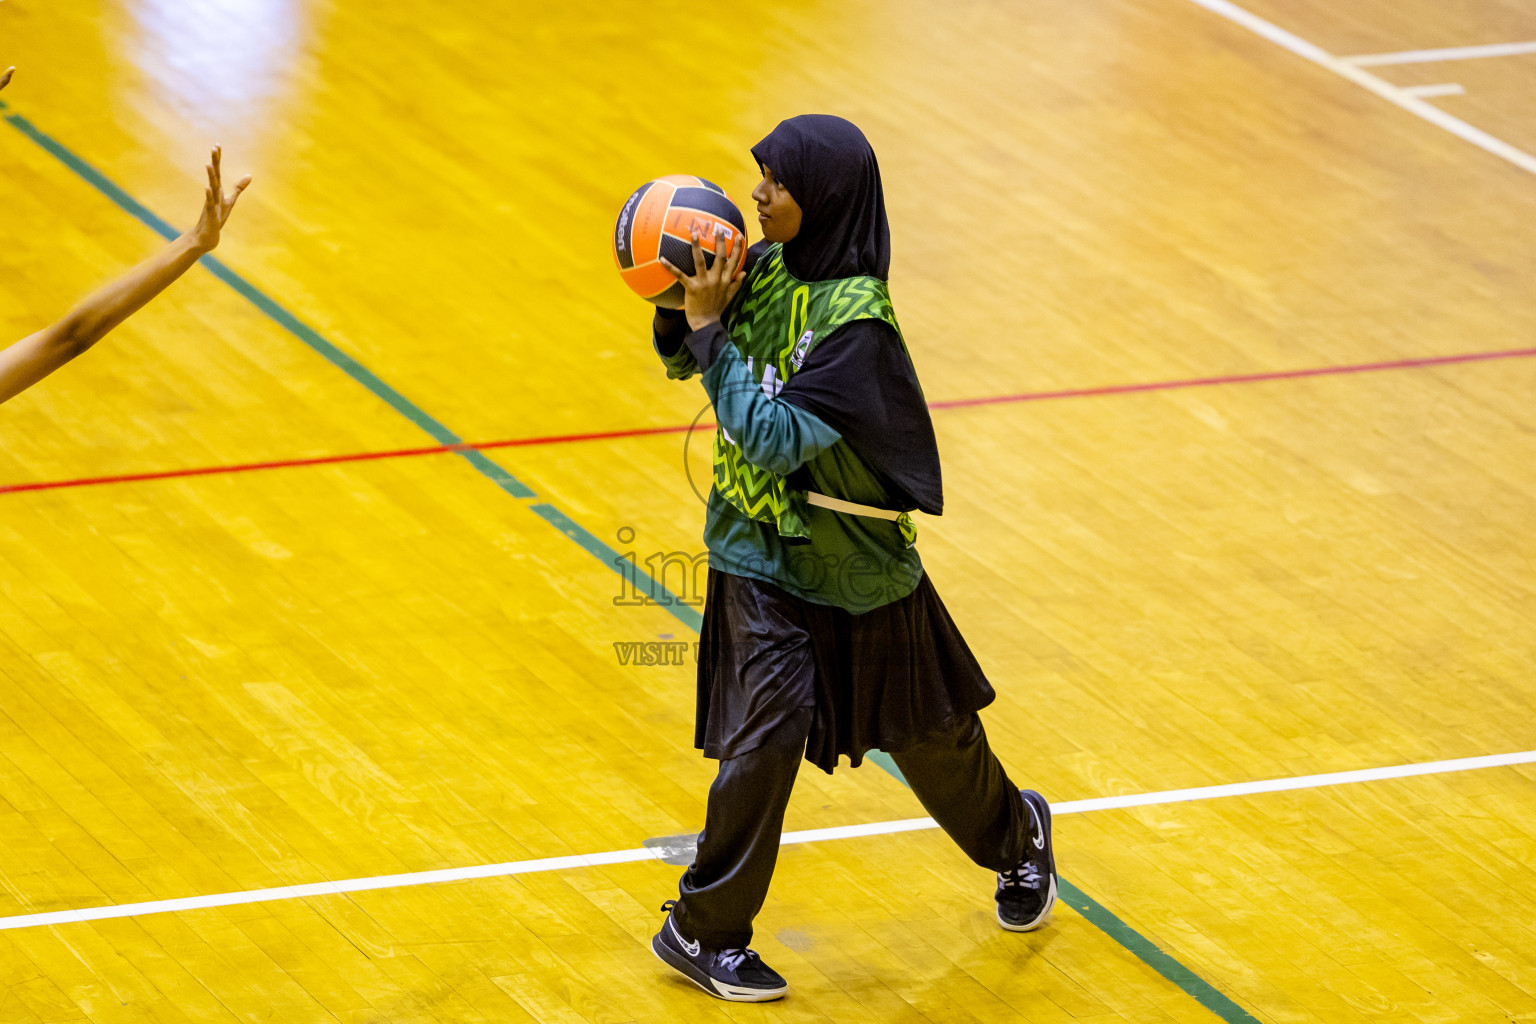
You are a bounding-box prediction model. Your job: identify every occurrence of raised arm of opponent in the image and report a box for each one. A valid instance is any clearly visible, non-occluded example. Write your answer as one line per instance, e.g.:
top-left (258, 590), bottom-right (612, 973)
top-left (0, 81), bottom-right (251, 407)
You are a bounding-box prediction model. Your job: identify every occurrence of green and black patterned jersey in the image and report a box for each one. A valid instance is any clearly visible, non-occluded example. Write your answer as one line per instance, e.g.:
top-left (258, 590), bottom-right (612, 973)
top-left (655, 243), bottom-right (929, 612)
top-left (714, 243), bottom-right (906, 541)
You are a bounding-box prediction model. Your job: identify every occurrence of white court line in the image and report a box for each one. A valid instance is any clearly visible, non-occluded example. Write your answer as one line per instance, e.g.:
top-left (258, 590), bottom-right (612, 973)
top-left (1401, 83), bottom-right (1467, 99)
top-left (1344, 41), bottom-right (1536, 67)
top-left (0, 748), bottom-right (1531, 933)
top-left (1184, 0), bottom-right (1536, 176)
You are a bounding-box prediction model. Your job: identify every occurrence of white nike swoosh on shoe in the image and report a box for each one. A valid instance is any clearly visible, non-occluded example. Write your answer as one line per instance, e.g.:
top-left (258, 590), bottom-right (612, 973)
top-left (670, 916), bottom-right (700, 957)
top-left (1027, 799), bottom-right (1045, 850)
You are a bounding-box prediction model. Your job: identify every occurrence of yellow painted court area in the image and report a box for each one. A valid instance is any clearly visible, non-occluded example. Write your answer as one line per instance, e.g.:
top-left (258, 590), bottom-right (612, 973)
top-left (2, 0), bottom-right (1536, 1021)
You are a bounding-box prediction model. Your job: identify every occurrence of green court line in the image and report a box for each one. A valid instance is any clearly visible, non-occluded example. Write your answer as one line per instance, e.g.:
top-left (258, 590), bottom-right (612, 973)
top-left (529, 502), bottom-right (704, 632)
top-left (862, 748), bottom-right (909, 785)
top-left (1058, 879), bottom-right (1262, 1023)
top-left (864, 754), bottom-right (1260, 1021)
top-left (5, 111), bottom-right (462, 449)
top-left (2, 108), bottom-right (701, 625)
top-left (6, 106), bottom-right (1259, 1023)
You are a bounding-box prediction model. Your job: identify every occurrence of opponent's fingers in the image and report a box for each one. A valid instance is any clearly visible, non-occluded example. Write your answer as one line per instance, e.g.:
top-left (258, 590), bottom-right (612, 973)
top-left (0, 67), bottom-right (14, 91)
top-left (221, 175), bottom-right (252, 220)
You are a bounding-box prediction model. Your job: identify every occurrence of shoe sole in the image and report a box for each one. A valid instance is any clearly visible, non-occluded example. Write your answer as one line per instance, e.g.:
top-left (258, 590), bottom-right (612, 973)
top-left (651, 933), bottom-right (787, 1002)
top-left (999, 789), bottom-right (1058, 932)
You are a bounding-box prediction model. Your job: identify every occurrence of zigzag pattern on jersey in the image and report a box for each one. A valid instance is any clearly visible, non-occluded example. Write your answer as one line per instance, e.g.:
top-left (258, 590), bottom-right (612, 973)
top-left (734, 250), bottom-right (792, 319)
top-left (712, 439), bottom-right (782, 523)
top-left (826, 276), bottom-right (895, 329)
top-left (728, 249), bottom-right (792, 354)
top-left (713, 244), bottom-right (904, 539)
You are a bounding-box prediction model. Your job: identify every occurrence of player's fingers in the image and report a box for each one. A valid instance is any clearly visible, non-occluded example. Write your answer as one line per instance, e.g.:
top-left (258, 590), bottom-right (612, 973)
top-left (712, 226), bottom-right (730, 280)
top-left (689, 226), bottom-right (706, 278)
top-left (727, 228), bottom-right (746, 276)
top-left (725, 274), bottom-right (746, 304)
top-left (0, 67), bottom-right (14, 91)
top-left (658, 257), bottom-right (684, 281)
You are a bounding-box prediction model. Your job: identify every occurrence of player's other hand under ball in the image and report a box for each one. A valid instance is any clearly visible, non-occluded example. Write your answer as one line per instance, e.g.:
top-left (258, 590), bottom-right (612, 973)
top-left (660, 225), bottom-right (746, 333)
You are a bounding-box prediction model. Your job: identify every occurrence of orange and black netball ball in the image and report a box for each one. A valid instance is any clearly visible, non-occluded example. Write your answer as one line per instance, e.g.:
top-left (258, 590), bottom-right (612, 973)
top-left (613, 175), bottom-right (747, 307)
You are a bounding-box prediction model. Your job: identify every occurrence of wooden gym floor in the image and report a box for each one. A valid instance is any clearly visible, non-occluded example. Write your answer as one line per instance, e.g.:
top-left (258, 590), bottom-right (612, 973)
top-left (2, 0), bottom-right (1535, 1021)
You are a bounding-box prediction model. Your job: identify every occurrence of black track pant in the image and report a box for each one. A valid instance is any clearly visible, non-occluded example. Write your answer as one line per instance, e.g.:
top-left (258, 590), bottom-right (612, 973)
top-left (672, 710), bottom-right (1030, 948)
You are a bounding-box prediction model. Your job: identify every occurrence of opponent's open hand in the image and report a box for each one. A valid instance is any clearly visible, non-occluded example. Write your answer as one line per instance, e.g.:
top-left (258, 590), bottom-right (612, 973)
top-left (660, 224), bottom-right (746, 332)
top-left (1, 67), bottom-right (14, 92)
top-left (188, 146), bottom-right (251, 254)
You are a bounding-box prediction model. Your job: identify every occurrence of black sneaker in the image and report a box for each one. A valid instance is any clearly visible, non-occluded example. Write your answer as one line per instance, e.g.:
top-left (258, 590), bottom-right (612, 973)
top-left (651, 900), bottom-right (788, 1002)
top-left (997, 789), bottom-right (1057, 931)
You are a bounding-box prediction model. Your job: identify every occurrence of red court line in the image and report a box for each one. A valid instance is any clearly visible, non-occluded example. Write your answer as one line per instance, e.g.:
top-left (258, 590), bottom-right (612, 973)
top-left (0, 424), bottom-right (702, 496)
top-left (5, 345), bottom-right (1534, 497)
top-left (927, 345), bottom-right (1536, 409)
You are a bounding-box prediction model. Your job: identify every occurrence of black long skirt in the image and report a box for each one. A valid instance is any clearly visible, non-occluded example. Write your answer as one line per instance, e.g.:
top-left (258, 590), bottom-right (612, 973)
top-left (695, 567), bottom-right (996, 773)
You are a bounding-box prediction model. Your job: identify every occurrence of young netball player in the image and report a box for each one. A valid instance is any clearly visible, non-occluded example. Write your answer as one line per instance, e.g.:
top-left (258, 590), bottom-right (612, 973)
top-left (646, 114), bottom-right (1056, 1002)
top-left (0, 69), bottom-right (250, 406)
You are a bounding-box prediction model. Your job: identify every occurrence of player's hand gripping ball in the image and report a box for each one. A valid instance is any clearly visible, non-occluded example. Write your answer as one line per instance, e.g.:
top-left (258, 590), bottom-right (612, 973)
top-left (613, 175), bottom-right (747, 308)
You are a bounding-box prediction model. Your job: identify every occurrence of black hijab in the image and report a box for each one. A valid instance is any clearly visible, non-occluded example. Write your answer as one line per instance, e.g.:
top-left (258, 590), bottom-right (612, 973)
top-left (748, 116), bottom-right (943, 516)
top-left (751, 115), bottom-right (891, 282)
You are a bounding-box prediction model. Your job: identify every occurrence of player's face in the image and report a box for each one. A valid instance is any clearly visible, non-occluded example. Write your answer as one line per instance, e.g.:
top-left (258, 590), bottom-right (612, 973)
top-left (752, 167), bottom-right (802, 244)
